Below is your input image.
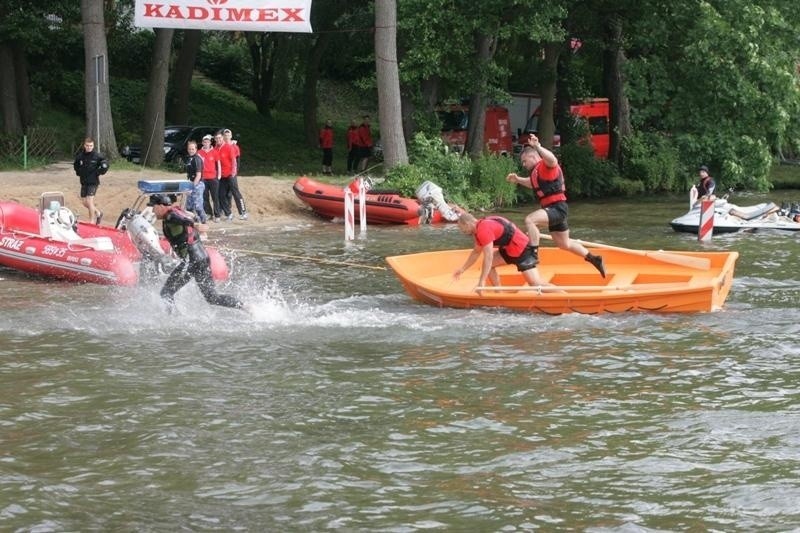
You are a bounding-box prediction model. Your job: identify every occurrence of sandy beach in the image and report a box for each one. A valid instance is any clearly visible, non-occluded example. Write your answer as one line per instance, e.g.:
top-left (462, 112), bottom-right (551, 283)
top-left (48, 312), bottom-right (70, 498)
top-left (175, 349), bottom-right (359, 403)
top-left (0, 162), bottom-right (315, 227)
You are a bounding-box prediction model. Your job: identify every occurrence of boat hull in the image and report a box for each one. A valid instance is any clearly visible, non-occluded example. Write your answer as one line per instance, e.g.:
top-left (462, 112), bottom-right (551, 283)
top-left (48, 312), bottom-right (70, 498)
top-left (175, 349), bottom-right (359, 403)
top-left (293, 176), bottom-right (449, 225)
top-left (0, 201), bottom-right (228, 285)
top-left (386, 247), bottom-right (738, 314)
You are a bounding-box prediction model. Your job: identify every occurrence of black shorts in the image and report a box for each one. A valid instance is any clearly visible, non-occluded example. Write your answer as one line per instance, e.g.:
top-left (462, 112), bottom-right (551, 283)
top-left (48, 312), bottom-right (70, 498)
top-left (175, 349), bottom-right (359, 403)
top-left (544, 201), bottom-right (569, 232)
top-left (80, 183), bottom-right (99, 198)
top-left (499, 246), bottom-right (538, 272)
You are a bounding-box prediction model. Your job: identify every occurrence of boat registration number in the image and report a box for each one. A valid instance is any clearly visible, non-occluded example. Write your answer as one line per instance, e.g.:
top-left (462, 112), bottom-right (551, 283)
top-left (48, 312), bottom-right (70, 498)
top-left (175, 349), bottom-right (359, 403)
top-left (42, 245), bottom-right (67, 257)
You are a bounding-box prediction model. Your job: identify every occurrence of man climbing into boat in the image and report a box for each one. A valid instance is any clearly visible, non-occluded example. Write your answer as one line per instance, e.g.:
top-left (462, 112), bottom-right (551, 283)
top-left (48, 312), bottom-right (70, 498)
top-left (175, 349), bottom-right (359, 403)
top-left (148, 194), bottom-right (245, 311)
top-left (453, 211), bottom-right (550, 292)
top-left (506, 135), bottom-right (606, 277)
top-left (73, 136), bottom-right (109, 225)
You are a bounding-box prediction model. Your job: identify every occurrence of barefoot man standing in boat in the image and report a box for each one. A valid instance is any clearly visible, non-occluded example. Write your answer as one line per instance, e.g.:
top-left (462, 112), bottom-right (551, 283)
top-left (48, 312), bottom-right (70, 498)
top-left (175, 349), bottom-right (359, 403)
top-left (506, 135), bottom-right (606, 278)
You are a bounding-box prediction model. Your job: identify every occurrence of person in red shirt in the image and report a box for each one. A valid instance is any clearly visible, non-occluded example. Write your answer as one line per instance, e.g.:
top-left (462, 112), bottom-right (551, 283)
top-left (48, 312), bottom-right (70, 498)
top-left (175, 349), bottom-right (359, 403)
top-left (214, 131), bottom-right (235, 220)
top-left (506, 135), bottom-right (605, 277)
top-left (346, 118), bottom-right (360, 174)
top-left (452, 211), bottom-right (548, 292)
top-left (222, 128), bottom-right (248, 220)
top-left (197, 134), bottom-right (221, 222)
top-left (319, 119), bottom-right (334, 175)
top-left (356, 115), bottom-right (373, 172)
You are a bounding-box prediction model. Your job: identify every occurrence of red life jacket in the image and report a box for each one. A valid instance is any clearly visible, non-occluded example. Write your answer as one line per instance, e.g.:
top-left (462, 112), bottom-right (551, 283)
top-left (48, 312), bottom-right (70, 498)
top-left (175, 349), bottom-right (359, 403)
top-left (530, 161), bottom-right (567, 207)
top-left (482, 216), bottom-right (515, 247)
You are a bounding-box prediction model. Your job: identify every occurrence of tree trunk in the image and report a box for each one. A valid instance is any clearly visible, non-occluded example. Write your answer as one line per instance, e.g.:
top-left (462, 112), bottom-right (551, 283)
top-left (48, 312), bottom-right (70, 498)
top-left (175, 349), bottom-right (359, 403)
top-left (466, 32), bottom-right (496, 159)
top-left (399, 89), bottom-right (415, 143)
top-left (303, 33), bottom-right (330, 147)
top-left (142, 28), bottom-right (174, 168)
top-left (0, 44), bottom-right (22, 135)
top-left (537, 42), bottom-right (560, 150)
top-left (169, 29), bottom-right (202, 124)
top-left (375, 0), bottom-right (407, 168)
top-left (403, 76), bottom-right (439, 143)
top-left (11, 43), bottom-right (33, 129)
top-left (246, 33), bottom-right (280, 118)
top-left (603, 13), bottom-right (631, 164)
top-left (81, 0), bottom-right (118, 157)
top-left (556, 38), bottom-right (574, 144)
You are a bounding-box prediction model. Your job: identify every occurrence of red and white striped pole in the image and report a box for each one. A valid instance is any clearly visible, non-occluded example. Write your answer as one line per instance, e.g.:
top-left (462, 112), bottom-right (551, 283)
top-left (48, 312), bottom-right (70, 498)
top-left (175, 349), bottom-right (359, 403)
top-left (344, 187), bottom-right (355, 241)
top-left (698, 199), bottom-right (715, 242)
top-left (358, 177), bottom-right (367, 237)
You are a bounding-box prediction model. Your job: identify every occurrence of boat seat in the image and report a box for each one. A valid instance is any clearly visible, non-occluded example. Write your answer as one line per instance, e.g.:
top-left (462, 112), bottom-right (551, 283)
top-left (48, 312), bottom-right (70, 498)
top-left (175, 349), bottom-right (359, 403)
top-left (39, 205), bottom-right (114, 251)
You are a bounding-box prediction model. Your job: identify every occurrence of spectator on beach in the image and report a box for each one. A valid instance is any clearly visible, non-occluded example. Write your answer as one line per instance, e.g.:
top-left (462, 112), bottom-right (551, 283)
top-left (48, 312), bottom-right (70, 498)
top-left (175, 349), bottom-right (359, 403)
top-left (184, 141), bottom-right (206, 227)
top-left (73, 136), bottom-right (109, 225)
top-left (319, 119), bottom-right (334, 175)
top-left (346, 118), bottom-right (360, 174)
top-left (198, 134), bottom-right (221, 222)
top-left (222, 128), bottom-right (248, 220)
top-left (356, 115), bottom-right (373, 172)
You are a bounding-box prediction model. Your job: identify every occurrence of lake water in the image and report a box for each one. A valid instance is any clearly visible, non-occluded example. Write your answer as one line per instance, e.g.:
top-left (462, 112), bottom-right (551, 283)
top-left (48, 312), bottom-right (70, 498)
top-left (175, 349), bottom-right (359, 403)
top-left (2, 192), bottom-right (800, 531)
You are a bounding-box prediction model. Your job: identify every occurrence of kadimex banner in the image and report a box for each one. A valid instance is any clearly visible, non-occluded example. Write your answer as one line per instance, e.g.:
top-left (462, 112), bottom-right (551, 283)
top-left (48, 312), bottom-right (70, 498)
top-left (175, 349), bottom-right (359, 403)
top-left (135, 0), bottom-right (313, 32)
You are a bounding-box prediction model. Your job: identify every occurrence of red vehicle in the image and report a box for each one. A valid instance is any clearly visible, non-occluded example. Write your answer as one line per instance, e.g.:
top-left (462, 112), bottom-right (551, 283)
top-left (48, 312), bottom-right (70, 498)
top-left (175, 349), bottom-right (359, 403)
top-left (516, 98), bottom-right (610, 158)
top-left (438, 104), bottom-right (513, 156)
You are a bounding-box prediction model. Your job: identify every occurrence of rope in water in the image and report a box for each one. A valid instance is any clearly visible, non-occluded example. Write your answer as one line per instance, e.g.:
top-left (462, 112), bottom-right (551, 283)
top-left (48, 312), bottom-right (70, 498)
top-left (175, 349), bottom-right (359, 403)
top-left (227, 248), bottom-right (388, 271)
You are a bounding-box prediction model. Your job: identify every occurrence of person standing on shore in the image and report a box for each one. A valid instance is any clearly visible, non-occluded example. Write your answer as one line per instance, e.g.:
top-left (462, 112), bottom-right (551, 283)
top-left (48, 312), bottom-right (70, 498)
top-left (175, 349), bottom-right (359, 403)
top-left (215, 131), bottom-right (235, 221)
top-left (346, 118), bottom-right (359, 174)
top-left (223, 128), bottom-right (248, 220)
top-left (356, 115), bottom-right (373, 172)
top-left (319, 120), bottom-right (334, 175)
top-left (184, 141), bottom-right (206, 226)
top-left (73, 137), bottom-right (109, 225)
top-left (198, 134), bottom-right (221, 222)
top-left (506, 136), bottom-right (606, 277)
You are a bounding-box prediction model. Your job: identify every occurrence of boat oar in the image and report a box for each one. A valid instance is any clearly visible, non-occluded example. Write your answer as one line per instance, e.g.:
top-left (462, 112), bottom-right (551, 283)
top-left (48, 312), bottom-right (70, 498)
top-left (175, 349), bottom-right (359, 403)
top-left (540, 234), bottom-right (711, 270)
top-left (227, 248), bottom-right (387, 271)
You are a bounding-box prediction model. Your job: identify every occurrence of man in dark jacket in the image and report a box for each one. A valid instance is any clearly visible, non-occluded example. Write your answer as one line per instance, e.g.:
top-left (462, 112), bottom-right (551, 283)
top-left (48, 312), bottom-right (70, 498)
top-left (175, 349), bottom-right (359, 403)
top-left (73, 137), bottom-right (109, 224)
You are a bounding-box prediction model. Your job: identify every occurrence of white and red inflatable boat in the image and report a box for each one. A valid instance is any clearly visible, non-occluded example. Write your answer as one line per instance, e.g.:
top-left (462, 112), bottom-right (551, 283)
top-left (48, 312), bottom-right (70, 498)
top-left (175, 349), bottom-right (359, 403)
top-left (0, 181), bottom-right (229, 286)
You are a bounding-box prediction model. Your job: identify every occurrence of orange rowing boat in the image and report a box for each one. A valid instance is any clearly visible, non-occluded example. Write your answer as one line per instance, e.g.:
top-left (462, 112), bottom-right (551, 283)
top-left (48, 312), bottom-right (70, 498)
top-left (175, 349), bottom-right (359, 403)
top-left (386, 246), bottom-right (738, 314)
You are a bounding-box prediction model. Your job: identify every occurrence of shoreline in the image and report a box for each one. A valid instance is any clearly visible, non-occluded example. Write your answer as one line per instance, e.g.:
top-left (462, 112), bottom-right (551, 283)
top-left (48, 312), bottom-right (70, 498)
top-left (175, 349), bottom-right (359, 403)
top-left (0, 162), bottom-right (317, 228)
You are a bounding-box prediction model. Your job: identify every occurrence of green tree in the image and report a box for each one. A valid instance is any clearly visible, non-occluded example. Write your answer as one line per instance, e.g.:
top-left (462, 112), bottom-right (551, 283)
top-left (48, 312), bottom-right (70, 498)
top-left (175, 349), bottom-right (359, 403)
top-left (81, 0), bottom-right (119, 157)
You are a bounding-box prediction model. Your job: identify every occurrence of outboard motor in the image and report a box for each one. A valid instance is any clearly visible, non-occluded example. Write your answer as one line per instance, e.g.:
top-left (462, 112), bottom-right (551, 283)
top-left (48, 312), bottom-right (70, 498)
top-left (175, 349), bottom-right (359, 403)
top-left (122, 209), bottom-right (177, 276)
top-left (415, 180), bottom-right (460, 222)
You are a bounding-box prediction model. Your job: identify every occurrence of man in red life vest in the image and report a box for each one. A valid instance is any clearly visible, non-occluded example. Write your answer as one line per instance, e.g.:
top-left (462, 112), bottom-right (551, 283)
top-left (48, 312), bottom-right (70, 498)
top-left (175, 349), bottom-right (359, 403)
top-left (319, 119), bottom-right (334, 175)
top-left (506, 135), bottom-right (606, 277)
top-left (453, 211), bottom-right (550, 292)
